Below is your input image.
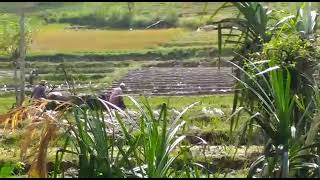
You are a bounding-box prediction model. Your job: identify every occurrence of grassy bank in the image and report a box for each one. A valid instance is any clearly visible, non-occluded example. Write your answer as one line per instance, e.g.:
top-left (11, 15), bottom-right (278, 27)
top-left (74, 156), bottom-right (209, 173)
top-left (0, 60), bottom-right (155, 88)
top-left (0, 46), bottom-right (233, 62)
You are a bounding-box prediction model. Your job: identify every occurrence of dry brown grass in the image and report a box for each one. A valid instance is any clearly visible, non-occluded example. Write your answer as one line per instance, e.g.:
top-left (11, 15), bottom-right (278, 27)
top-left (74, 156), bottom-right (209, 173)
top-left (0, 99), bottom-right (71, 178)
top-left (30, 27), bottom-right (185, 53)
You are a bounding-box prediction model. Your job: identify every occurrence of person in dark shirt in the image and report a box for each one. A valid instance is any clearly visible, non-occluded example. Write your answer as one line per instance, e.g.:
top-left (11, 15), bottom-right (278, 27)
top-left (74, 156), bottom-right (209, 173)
top-left (31, 80), bottom-right (47, 100)
top-left (109, 83), bottom-right (126, 110)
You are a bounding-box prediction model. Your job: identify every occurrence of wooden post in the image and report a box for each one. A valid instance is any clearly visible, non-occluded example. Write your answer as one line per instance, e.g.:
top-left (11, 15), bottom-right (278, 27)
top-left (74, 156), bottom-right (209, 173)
top-left (218, 24), bottom-right (222, 72)
top-left (11, 48), bottom-right (19, 106)
top-left (17, 11), bottom-right (26, 106)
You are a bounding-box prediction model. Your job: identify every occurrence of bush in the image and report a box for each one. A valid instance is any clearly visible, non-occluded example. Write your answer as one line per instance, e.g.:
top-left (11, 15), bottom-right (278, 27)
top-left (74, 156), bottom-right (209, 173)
top-left (40, 11), bottom-right (59, 23)
top-left (105, 7), bottom-right (132, 28)
top-left (132, 15), bottom-right (154, 28)
top-left (94, 6), bottom-right (109, 20)
top-left (162, 10), bottom-right (179, 27)
top-left (178, 17), bottom-right (202, 30)
top-left (59, 14), bottom-right (106, 27)
top-left (40, 5), bottom-right (180, 29)
top-left (132, 10), bottom-right (179, 29)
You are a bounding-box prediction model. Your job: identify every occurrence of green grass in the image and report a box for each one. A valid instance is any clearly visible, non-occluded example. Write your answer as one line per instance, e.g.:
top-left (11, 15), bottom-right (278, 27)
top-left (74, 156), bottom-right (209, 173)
top-left (0, 94), bottom-right (236, 132)
top-left (123, 94), bottom-right (251, 145)
top-left (0, 94), bottom-right (236, 133)
top-left (0, 93), bottom-right (258, 178)
top-left (124, 94), bottom-right (235, 131)
top-left (29, 2), bottom-right (227, 20)
top-left (0, 96), bottom-right (14, 114)
top-left (124, 95), bottom-right (233, 110)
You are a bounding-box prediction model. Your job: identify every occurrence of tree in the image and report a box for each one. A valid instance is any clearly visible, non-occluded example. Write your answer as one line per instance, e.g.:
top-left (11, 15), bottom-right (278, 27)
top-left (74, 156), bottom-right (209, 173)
top-left (17, 9), bottom-right (26, 106)
top-left (0, 2), bottom-right (37, 106)
top-left (0, 14), bottom-right (24, 106)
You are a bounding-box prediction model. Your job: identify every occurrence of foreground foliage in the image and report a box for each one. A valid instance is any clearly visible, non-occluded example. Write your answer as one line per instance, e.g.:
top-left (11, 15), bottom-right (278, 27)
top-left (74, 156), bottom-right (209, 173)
top-left (214, 2), bottom-right (320, 178)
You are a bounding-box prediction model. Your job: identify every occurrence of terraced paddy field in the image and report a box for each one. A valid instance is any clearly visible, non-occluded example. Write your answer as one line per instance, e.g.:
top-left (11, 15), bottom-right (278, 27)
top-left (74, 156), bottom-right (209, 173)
top-left (0, 1), bottom-right (317, 178)
top-left (0, 59), bottom-right (235, 94)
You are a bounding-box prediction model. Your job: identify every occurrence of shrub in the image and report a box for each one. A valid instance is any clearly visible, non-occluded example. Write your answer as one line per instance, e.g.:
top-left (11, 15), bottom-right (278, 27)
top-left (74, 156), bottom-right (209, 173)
top-left (39, 5), bottom-right (181, 29)
top-left (133, 10), bottom-right (179, 29)
top-left (59, 14), bottom-right (106, 27)
top-left (94, 5), bottom-right (109, 20)
top-left (178, 17), bottom-right (202, 30)
top-left (162, 10), bottom-right (179, 27)
top-left (105, 7), bottom-right (132, 29)
top-left (132, 15), bottom-right (154, 28)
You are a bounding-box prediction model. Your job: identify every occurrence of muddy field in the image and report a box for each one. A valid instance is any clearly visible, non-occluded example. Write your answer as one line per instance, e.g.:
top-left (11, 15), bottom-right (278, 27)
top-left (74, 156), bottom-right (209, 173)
top-left (109, 67), bottom-right (235, 96)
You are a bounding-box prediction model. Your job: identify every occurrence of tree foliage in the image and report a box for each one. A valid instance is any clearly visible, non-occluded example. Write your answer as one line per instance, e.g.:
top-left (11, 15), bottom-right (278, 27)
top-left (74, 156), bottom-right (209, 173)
top-left (0, 13), bottom-right (32, 57)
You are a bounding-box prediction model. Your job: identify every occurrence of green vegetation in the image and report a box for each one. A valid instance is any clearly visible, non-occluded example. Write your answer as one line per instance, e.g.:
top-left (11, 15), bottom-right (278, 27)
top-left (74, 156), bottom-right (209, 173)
top-left (213, 2), bottom-right (320, 178)
top-left (27, 2), bottom-right (309, 29)
top-left (32, 2), bottom-right (230, 29)
top-left (125, 95), bottom-right (235, 131)
top-left (0, 94), bottom-right (245, 177)
top-left (0, 96), bottom-right (14, 114)
top-left (1, 1), bottom-right (320, 179)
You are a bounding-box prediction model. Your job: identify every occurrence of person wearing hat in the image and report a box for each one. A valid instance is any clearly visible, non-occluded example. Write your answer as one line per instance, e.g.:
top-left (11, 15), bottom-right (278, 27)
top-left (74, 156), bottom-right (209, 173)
top-left (28, 69), bottom-right (38, 86)
top-left (109, 82), bottom-right (126, 110)
top-left (31, 80), bottom-right (47, 100)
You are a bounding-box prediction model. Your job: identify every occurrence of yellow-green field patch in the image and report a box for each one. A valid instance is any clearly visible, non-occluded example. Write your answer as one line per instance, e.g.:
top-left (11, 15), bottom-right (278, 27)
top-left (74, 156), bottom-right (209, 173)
top-left (30, 26), bottom-right (186, 53)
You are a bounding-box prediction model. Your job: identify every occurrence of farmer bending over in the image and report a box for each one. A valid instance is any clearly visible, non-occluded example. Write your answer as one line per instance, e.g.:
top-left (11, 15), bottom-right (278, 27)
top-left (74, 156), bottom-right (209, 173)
top-left (109, 82), bottom-right (126, 110)
top-left (31, 80), bottom-right (47, 100)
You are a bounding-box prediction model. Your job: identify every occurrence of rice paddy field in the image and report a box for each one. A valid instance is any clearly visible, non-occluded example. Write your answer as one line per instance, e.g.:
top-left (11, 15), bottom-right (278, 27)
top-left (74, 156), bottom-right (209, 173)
top-left (29, 24), bottom-right (223, 55)
top-left (30, 25), bottom-right (186, 53)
